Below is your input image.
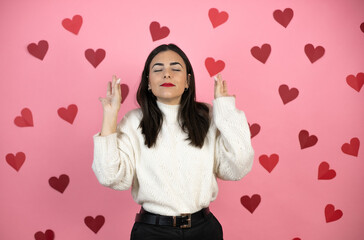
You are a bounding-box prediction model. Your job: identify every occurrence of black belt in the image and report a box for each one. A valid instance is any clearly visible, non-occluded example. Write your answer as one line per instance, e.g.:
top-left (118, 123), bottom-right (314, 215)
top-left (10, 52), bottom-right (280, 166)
top-left (135, 207), bottom-right (211, 228)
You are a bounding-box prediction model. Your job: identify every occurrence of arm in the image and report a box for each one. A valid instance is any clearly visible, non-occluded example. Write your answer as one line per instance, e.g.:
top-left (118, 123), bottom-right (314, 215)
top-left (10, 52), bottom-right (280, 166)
top-left (92, 113), bottom-right (136, 190)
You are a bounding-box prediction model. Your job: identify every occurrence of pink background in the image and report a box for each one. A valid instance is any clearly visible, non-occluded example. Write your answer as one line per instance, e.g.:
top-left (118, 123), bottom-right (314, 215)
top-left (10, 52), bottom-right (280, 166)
top-left (1, 0), bottom-right (364, 239)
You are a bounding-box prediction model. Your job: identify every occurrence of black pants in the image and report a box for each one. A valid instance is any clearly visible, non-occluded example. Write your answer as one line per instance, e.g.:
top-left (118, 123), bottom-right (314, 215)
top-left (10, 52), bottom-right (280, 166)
top-left (130, 212), bottom-right (223, 240)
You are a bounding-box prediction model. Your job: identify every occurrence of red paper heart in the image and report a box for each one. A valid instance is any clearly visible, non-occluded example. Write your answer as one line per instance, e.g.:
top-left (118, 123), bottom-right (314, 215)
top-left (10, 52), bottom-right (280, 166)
top-left (273, 8), bottom-right (294, 28)
top-left (49, 174), bottom-right (69, 193)
top-left (299, 130), bottom-right (318, 149)
top-left (346, 72), bottom-right (364, 92)
top-left (34, 229), bottom-right (55, 240)
top-left (248, 123), bottom-right (260, 138)
top-left (120, 83), bottom-right (129, 104)
top-left (251, 44), bottom-right (271, 64)
top-left (325, 204), bottom-right (343, 223)
top-left (6, 152), bottom-right (26, 171)
top-left (318, 162), bottom-right (336, 180)
top-left (304, 44), bottom-right (325, 63)
top-left (279, 84), bottom-right (299, 104)
top-left (259, 154), bottom-right (279, 173)
top-left (84, 215), bottom-right (105, 233)
top-left (360, 22), bottom-right (364, 33)
top-left (208, 8), bottom-right (229, 28)
top-left (27, 40), bottom-right (48, 60)
top-left (292, 238), bottom-right (301, 240)
top-left (57, 104), bottom-right (78, 124)
top-left (149, 21), bottom-right (170, 41)
top-left (62, 14), bottom-right (83, 35)
top-left (14, 108), bottom-right (34, 127)
top-left (240, 194), bottom-right (261, 214)
top-left (341, 137), bottom-right (360, 157)
top-left (85, 48), bottom-right (106, 68)
top-left (205, 57), bottom-right (225, 77)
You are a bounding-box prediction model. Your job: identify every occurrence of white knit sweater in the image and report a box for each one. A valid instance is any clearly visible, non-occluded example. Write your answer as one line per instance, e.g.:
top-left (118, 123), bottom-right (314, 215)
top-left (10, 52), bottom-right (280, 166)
top-left (92, 96), bottom-right (254, 216)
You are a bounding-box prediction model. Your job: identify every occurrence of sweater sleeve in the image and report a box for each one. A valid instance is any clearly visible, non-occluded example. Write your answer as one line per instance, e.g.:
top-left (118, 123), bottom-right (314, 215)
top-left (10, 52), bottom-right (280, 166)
top-left (212, 96), bottom-right (255, 181)
top-left (92, 113), bottom-right (136, 190)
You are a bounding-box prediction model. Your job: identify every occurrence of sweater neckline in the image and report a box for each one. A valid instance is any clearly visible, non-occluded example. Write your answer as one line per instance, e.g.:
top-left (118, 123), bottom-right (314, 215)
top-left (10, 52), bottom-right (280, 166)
top-left (156, 100), bottom-right (180, 124)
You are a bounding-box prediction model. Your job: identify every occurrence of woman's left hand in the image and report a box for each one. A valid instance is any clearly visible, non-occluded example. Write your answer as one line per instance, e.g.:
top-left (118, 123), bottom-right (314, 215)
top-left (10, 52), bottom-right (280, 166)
top-left (214, 73), bottom-right (236, 99)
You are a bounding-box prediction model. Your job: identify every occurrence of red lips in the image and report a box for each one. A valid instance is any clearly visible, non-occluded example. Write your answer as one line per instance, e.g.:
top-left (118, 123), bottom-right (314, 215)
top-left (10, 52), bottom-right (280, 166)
top-left (161, 83), bottom-right (175, 87)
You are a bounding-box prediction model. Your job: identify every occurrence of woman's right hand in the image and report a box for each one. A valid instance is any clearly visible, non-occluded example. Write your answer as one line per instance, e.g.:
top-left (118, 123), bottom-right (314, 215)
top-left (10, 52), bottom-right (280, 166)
top-left (99, 75), bottom-right (122, 115)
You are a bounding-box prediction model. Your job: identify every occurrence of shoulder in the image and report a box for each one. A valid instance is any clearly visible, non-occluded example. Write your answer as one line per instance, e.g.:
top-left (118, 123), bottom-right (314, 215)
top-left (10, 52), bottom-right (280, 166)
top-left (117, 108), bottom-right (142, 130)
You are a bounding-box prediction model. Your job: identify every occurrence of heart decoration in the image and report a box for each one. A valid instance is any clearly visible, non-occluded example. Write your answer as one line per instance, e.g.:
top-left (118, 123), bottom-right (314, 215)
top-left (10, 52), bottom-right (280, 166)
top-left (259, 154), bottom-right (279, 173)
top-left (84, 215), bottom-right (105, 233)
top-left (6, 152), bottom-right (26, 171)
top-left (325, 204), bottom-right (343, 223)
top-left (299, 130), bottom-right (318, 149)
top-left (346, 72), bottom-right (364, 92)
top-left (34, 229), bottom-right (55, 240)
top-left (360, 22), bottom-right (364, 33)
top-left (57, 104), bottom-right (78, 124)
top-left (341, 137), bottom-right (360, 157)
top-left (240, 194), bottom-right (261, 214)
top-left (120, 83), bottom-right (129, 104)
top-left (273, 8), bottom-right (294, 28)
top-left (248, 123), bottom-right (260, 138)
top-left (49, 174), bottom-right (70, 193)
top-left (279, 84), bottom-right (299, 104)
top-left (208, 8), bottom-right (229, 28)
top-left (205, 57), bottom-right (225, 77)
top-left (85, 48), bottom-right (106, 68)
top-left (149, 21), bottom-right (170, 41)
top-left (304, 44), bottom-right (325, 63)
top-left (27, 40), bottom-right (49, 60)
top-left (14, 108), bottom-right (34, 127)
top-left (318, 162), bottom-right (336, 180)
top-left (251, 44), bottom-right (271, 64)
top-left (62, 14), bottom-right (83, 35)
top-left (292, 238), bottom-right (301, 240)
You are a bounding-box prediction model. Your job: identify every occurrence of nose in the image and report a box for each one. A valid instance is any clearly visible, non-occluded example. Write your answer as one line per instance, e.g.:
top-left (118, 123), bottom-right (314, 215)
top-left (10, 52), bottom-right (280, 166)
top-left (163, 69), bottom-right (171, 78)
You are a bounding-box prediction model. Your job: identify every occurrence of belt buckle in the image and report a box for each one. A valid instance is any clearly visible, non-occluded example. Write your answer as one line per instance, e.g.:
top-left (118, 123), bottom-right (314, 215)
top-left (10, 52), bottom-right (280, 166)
top-left (179, 213), bottom-right (192, 228)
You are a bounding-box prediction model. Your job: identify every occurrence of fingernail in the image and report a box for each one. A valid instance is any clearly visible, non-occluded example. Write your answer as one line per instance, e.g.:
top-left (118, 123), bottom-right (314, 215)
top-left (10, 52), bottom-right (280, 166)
top-left (116, 78), bottom-right (120, 84)
top-left (214, 76), bottom-right (218, 81)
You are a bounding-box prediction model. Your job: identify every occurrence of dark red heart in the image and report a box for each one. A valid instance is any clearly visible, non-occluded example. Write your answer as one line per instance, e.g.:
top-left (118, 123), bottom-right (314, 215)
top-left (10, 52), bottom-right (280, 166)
top-left (205, 57), bottom-right (225, 77)
top-left (120, 83), bottom-right (129, 104)
top-left (251, 44), bottom-right (271, 64)
top-left (279, 84), bottom-right (299, 104)
top-left (34, 229), bottom-right (55, 240)
top-left (27, 40), bottom-right (48, 60)
top-left (62, 14), bottom-right (83, 35)
top-left (273, 8), bottom-right (294, 28)
top-left (259, 154), bottom-right (279, 173)
top-left (292, 238), bottom-right (301, 240)
top-left (248, 123), bottom-right (260, 138)
top-left (84, 215), bottom-right (105, 233)
top-left (318, 162), bottom-right (336, 180)
top-left (149, 21), bottom-right (170, 41)
top-left (346, 72), bottom-right (364, 92)
top-left (57, 104), bottom-right (78, 124)
top-left (14, 108), bottom-right (33, 127)
top-left (85, 48), bottom-right (106, 68)
top-left (208, 8), bottom-right (229, 28)
top-left (360, 22), bottom-right (364, 33)
top-left (304, 44), bottom-right (325, 63)
top-left (299, 130), bottom-right (318, 149)
top-left (49, 174), bottom-right (69, 193)
top-left (240, 194), bottom-right (261, 214)
top-left (6, 152), bottom-right (26, 171)
top-left (341, 137), bottom-right (360, 157)
top-left (325, 204), bottom-right (343, 223)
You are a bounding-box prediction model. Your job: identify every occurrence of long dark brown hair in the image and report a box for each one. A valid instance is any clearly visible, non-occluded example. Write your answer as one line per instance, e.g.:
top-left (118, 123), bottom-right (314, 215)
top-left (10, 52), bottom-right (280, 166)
top-left (136, 43), bottom-right (210, 148)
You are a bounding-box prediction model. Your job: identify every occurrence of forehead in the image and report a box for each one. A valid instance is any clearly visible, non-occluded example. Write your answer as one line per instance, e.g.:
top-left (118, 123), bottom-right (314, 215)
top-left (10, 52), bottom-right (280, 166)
top-left (150, 50), bottom-right (185, 67)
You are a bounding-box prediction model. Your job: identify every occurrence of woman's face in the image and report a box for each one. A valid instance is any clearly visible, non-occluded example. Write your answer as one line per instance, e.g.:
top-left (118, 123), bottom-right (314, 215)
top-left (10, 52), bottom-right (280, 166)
top-left (148, 50), bottom-right (190, 105)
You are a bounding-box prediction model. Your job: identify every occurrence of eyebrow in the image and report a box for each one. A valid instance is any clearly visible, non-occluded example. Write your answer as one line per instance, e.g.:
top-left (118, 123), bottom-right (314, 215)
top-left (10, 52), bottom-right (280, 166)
top-left (152, 62), bottom-right (183, 69)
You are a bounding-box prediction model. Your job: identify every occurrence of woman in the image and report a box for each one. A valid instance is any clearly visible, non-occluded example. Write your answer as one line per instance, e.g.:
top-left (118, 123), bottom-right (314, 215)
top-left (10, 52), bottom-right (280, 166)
top-left (93, 43), bottom-right (254, 240)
